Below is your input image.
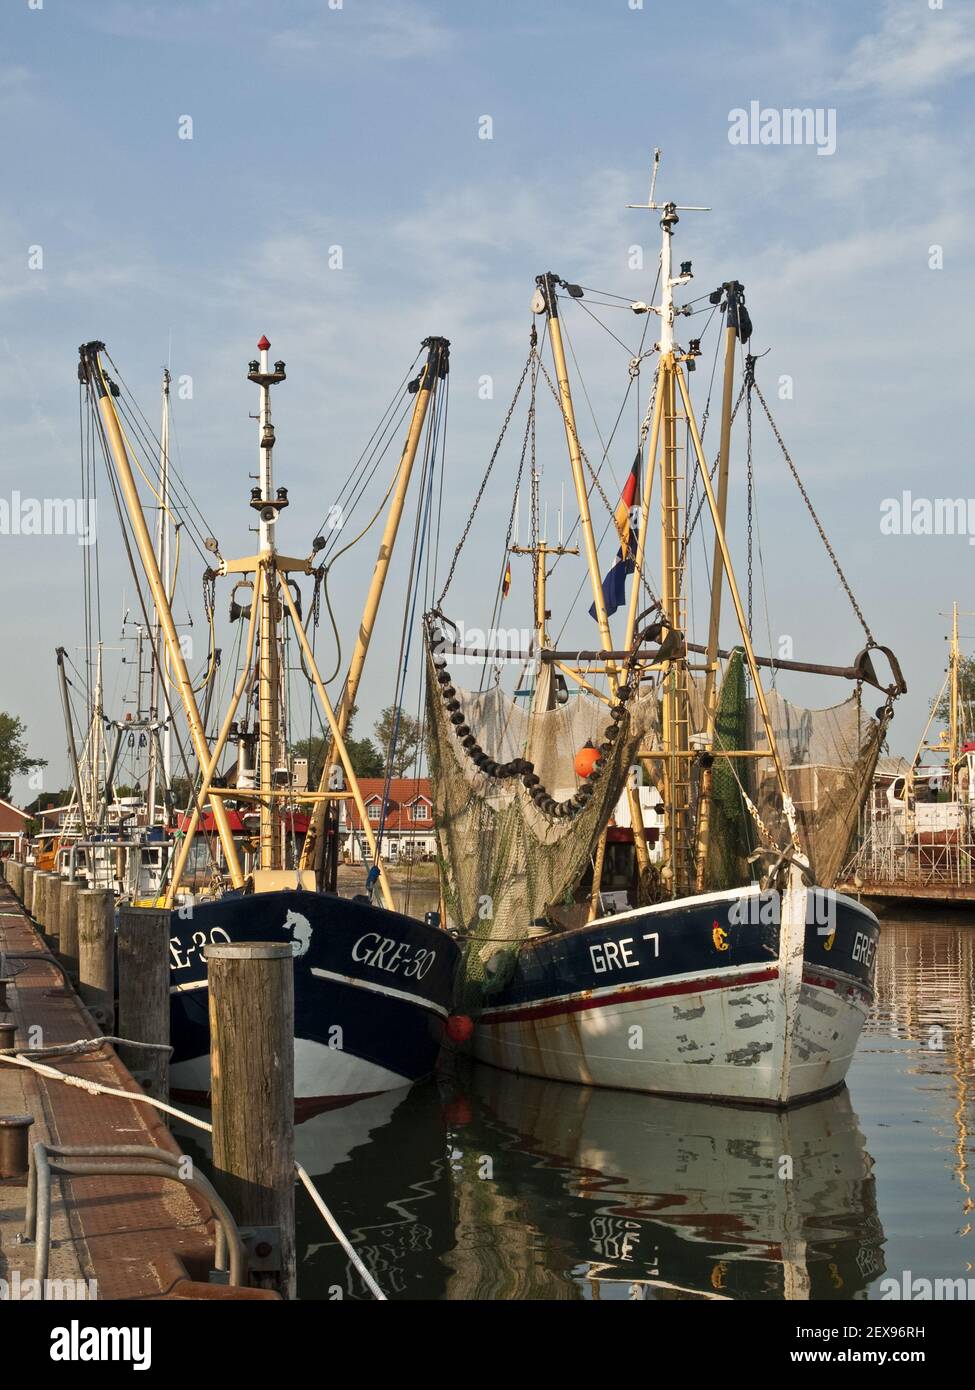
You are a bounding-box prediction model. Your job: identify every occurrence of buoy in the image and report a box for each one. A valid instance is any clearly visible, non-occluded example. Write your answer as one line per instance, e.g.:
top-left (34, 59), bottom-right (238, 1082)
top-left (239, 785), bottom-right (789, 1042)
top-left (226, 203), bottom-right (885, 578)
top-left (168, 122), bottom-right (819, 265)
top-left (573, 741), bottom-right (602, 779)
top-left (445, 1014), bottom-right (474, 1044)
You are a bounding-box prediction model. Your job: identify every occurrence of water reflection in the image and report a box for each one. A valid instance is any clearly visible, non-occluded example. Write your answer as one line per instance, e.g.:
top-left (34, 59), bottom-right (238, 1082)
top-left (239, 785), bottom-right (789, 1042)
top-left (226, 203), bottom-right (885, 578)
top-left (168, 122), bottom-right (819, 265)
top-left (291, 1069), bottom-right (883, 1300)
top-left (287, 914), bottom-right (975, 1299)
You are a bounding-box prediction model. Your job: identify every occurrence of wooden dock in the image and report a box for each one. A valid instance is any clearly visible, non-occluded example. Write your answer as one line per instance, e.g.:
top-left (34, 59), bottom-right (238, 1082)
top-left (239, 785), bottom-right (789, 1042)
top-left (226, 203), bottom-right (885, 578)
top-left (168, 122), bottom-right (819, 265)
top-left (0, 878), bottom-right (276, 1300)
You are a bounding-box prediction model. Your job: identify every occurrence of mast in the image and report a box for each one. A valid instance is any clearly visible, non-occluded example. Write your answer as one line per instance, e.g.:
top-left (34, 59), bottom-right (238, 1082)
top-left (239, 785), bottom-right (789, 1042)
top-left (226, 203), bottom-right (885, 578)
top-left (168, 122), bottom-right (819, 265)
top-left (148, 367), bottom-right (172, 825)
top-left (300, 336), bottom-right (450, 878)
top-left (624, 152), bottom-right (708, 892)
top-left (56, 647), bottom-right (89, 837)
top-left (627, 151), bottom-right (800, 887)
top-left (78, 342), bottom-right (245, 887)
top-left (694, 283), bottom-right (747, 888)
top-left (536, 272), bottom-right (653, 887)
top-left (250, 336), bottom-right (288, 871)
top-left (90, 641), bottom-right (104, 822)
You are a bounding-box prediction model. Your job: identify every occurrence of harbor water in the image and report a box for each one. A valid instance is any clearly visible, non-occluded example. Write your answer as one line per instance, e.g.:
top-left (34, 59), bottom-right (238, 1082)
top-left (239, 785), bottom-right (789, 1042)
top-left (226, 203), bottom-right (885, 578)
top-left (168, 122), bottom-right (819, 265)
top-left (289, 909), bottom-right (974, 1301)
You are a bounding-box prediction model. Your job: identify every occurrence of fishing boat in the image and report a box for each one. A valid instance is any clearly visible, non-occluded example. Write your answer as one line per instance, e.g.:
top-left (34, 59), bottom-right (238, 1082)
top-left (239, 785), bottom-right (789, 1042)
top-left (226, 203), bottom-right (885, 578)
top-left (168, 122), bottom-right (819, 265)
top-left (77, 334), bottom-right (462, 1113)
top-left (841, 601), bottom-right (975, 904)
top-left (424, 151), bottom-right (905, 1106)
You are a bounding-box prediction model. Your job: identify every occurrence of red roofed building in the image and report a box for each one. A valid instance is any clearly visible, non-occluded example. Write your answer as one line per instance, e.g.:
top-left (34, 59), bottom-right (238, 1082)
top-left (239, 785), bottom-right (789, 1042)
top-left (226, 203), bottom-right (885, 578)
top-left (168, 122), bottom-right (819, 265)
top-left (0, 798), bottom-right (30, 859)
top-left (342, 778), bottom-right (437, 863)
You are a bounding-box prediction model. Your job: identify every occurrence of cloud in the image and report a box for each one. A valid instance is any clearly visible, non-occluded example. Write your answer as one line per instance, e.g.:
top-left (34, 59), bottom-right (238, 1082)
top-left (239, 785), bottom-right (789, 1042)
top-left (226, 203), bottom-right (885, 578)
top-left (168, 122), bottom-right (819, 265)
top-left (842, 0), bottom-right (975, 96)
top-left (271, 1), bottom-right (454, 65)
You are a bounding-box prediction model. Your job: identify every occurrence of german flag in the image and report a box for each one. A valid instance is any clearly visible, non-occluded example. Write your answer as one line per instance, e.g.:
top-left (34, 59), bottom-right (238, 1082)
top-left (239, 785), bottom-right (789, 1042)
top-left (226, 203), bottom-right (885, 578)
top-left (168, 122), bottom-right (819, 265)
top-left (502, 557), bottom-right (512, 599)
top-left (590, 449), bottom-right (642, 619)
top-left (615, 449), bottom-right (641, 561)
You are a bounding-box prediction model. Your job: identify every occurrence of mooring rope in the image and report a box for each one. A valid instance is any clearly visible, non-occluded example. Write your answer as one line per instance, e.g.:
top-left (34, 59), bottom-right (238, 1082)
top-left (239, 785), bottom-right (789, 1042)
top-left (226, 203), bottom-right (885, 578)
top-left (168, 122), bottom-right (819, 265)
top-left (0, 1045), bottom-right (387, 1300)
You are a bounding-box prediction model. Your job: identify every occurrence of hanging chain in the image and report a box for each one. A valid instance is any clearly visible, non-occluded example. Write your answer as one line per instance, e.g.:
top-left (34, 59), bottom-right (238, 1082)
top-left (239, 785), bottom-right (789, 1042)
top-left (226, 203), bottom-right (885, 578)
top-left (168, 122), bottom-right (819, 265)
top-left (436, 329), bottom-right (536, 606)
top-left (751, 377), bottom-right (875, 646)
top-left (536, 357), bottom-right (619, 524)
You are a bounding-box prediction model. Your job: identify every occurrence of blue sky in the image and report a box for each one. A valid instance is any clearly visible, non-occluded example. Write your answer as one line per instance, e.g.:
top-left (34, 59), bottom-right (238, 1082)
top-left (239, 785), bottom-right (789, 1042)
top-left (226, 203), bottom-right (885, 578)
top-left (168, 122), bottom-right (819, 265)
top-left (2, 0), bottom-right (974, 800)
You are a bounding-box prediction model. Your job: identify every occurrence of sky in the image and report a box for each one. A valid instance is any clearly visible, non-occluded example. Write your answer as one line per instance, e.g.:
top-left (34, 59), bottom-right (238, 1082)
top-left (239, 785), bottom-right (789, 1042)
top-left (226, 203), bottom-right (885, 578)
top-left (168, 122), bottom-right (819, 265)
top-left (1, 0), bottom-right (973, 803)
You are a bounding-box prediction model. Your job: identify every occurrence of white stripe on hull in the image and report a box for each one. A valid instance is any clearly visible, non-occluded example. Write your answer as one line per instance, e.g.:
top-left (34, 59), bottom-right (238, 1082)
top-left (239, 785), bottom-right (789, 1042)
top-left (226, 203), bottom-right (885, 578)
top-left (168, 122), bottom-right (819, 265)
top-left (473, 975), bottom-right (868, 1105)
top-left (170, 1036), bottom-right (412, 1101)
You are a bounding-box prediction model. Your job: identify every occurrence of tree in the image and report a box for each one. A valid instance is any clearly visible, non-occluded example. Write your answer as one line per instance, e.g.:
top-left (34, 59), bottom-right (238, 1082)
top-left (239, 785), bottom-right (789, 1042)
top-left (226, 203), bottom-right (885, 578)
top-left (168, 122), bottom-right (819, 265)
top-left (291, 733), bottom-right (384, 783)
top-left (935, 655), bottom-right (975, 737)
top-left (0, 713), bottom-right (46, 801)
top-left (374, 705), bottom-right (423, 777)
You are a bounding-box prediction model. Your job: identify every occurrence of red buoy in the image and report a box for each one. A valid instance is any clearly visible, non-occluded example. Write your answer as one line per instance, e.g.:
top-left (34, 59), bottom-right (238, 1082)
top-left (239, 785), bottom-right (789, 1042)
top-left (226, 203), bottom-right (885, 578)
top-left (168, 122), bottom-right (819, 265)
top-left (445, 1014), bottom-right (474, 1044)
top-left (574, 741), bottom-right (602, 779)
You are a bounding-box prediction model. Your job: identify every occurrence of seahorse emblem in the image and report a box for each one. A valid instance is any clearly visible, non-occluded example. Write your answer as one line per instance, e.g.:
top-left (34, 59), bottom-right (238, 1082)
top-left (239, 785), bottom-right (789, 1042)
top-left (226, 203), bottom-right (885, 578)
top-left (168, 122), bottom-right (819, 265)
top-left (284, 908), bottom-right (312, 958)
top-left (823, 928), bottom-right (836, 952)
top-left (712, 921), bottom-right (730, 952)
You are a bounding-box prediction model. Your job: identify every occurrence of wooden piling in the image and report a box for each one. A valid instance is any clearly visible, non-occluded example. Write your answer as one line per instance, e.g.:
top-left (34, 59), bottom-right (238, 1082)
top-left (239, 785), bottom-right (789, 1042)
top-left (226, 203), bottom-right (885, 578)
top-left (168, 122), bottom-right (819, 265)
top-left (46, 875), bottom-right (62, 948)
top-left (22, 866), bottom-right (34, 914)
top-left (116, 905), bottom-right (170, 1103)
top-left (6, 859), bottom-right (24, 901)
top-left (59, 880), bottom-right (80, 977)
top-left (207, 941), bottom-right (295, 1298)
top-left (33, 871), bottom-right (52, 928)
top-left (77, 889), bottom-right (116, 1025)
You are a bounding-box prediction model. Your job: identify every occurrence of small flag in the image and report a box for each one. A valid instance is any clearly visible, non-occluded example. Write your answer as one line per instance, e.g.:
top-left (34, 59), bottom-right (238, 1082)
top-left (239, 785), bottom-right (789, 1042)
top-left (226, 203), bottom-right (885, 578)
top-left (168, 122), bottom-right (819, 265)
top-left (502, 558), bottom-right (512, 599)
top-left (590, 449), bottom-right (642, 620)
top-left (614, 449), bottom-right (642, 561)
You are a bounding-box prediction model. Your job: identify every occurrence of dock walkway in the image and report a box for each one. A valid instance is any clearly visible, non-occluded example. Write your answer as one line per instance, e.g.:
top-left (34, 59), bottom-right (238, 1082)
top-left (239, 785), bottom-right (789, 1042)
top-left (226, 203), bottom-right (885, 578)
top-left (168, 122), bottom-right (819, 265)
top-left (0, 880), bottom-right (272, 1299)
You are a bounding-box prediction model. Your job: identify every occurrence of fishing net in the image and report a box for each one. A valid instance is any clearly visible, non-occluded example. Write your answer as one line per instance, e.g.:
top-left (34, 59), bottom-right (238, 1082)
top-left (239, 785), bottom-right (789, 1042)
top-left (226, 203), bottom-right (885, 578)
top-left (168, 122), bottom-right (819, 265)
top-left (744, 686), bottom-right (887, 888)
top-left (425, 643), bottom-right (657, 1009)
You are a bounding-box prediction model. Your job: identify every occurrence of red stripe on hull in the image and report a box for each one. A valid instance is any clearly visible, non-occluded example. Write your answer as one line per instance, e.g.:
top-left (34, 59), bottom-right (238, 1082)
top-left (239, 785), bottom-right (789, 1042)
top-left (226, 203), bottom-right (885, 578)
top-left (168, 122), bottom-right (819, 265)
top-left (478, 965), bottom-right (780, 1026)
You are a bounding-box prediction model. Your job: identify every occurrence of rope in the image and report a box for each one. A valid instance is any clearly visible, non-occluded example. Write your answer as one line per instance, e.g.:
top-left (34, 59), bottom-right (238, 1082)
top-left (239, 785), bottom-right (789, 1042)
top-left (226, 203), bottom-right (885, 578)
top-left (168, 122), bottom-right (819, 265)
top-left (0, 1044), bottom-right (386, 1300)
top-left (750, 375), bottom-right (874, 645)
top-left (436, 331), bottom-right (536, 605)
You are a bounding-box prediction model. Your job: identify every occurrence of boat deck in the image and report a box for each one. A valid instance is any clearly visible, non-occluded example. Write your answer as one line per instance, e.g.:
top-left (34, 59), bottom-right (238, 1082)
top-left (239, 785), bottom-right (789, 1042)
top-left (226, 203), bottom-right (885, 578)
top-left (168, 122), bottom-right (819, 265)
top-left (0, 881), bottom-right (275, 1299)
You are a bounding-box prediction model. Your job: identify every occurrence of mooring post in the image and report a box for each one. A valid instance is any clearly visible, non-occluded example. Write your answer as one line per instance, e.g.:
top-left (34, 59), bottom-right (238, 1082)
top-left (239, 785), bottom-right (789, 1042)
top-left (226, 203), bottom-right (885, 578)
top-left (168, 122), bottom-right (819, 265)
top-left (116, 905), bottom-right (170, 1104)
top-left (58, 881), bottom-right (80, 978)
top-left (206, 941), bottom-right (296, 1298)
top-left (32, 872), bottom-right (52, 930)
top-left (6, 860), bottom-right (23, 901)
top-left (77, 889), bottom-right (116, 1026)
top-left (46, 875), bottom-right (62, 950)
top-left (22, 866), bottom-right (34, 915)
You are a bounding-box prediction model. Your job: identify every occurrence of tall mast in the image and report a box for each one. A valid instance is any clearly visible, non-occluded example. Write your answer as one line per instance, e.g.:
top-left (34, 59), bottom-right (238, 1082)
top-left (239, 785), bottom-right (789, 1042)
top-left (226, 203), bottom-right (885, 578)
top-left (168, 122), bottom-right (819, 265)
top-left (91, 641), bottom-right (104, 821)
top-left (536, 272), bottom-right (653, 887)
top-left (694, 282), bottom-right (747, 889)
top-left (300, 336), bottom-right (449, 878)
top-left (250, 336), bottom-right (288, 871)
top-left (625, 153), bottom-right (707, 891)
top-left (56, 647), bottom-right (89, 837)
top-left (148, 367), bottom-right (172, 824)
top-left (78, 341), bottom-right (245, 886)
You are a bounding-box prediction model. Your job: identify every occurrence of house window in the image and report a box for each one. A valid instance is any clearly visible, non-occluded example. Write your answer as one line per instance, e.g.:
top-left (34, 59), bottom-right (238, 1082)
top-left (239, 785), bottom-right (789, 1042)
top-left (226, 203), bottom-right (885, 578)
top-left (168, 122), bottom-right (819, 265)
top-left (410, 801), bottom-right (429, 822)
top-left (367, 802), bottom-right (381, 822)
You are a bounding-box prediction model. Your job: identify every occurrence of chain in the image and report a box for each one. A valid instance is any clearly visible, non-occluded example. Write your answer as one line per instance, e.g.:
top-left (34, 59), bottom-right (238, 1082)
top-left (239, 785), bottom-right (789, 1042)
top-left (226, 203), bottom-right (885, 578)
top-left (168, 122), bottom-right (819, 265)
top-left (202, 570), bottom-right (216, 618)
top-left (436, 330), bottom-right (536, 606)
top-left (536, 357), bottom-right (618, 523)
top-left (751, 377), bottom-right (874, 645)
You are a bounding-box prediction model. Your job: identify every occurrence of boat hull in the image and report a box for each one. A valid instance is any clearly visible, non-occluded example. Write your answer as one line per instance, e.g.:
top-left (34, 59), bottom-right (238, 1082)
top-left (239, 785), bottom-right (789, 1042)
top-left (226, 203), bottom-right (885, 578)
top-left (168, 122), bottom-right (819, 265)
top-left (473, 884), bottom-right (878, 1107)
top-left (167, 889), bottom-right (461, 1116)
